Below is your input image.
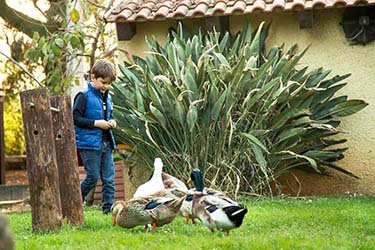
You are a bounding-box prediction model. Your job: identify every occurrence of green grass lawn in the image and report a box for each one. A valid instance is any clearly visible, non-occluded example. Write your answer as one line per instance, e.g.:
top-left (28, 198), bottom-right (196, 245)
top-left (7, 196), bottom-right (375, 250)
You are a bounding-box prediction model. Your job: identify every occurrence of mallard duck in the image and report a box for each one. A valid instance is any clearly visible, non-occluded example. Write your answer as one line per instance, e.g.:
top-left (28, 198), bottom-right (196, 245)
top-left (133, 158), bottom-right (165, 198)
top-left (111, 189), bottom-right (186, 231)
top-left (180, 186), bottom-right (240, 225)
top-left (190, 169), bottom-right (248, 235)
top-left (161, 172), bottom-right (238, 225)
top-left (161, 172), bottom-right (198, 224)
top-left (178, 177), bottom-right (241, 225)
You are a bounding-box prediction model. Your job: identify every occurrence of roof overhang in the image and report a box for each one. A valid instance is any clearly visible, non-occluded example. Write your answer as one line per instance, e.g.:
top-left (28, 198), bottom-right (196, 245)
top-left (104, 0), bottom-right (375, 23)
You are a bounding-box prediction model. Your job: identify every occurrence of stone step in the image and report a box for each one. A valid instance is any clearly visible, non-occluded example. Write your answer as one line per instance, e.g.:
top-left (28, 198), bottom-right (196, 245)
top-left (0, 199), bottom-right (24, 209)
top-left (0, 184), bottom-right (29, 201)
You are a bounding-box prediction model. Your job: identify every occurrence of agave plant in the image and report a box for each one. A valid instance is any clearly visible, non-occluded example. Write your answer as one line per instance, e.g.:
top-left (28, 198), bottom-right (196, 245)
top-left (111, 22), bottom-right (367, 196)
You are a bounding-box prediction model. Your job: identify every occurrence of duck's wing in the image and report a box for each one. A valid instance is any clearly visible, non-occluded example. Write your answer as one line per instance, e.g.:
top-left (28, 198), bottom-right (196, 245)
top-left (207, 188), bottom-right (239, 206)
top-left (149, 188), bottom-right (187, 198)
top-left (143, 195), bottom-right (186, 226)
top-left (162, 172), bottom-right (189, 191)
top-left (198, 191), bottom-right (238, 208)
top-left (116, 197), bottom-right (154, 228)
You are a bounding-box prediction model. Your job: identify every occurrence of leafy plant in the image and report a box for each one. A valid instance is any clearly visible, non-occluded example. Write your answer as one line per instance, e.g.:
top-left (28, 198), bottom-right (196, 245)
top-left (25, 29), bottom-right (85, 94)
top-left (22, 1), bottom-right (118, 95)
top-left (112, 22), bottom-right (367, 196)
top-left (4, 98), bottom-right (24, 155)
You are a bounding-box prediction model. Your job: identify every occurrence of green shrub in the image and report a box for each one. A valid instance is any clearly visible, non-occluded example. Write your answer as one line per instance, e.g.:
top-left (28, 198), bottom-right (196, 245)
top-left (4, 97), bottom-right (25, 156)
top-left (111, 22), bottom-right (367, 196)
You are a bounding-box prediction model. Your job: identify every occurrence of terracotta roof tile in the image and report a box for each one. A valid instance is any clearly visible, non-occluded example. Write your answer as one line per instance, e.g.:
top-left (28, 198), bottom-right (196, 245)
top-left (290, 0), bottom-right (306, 10)
top-left (211, 2), bottom-right (228, 14)
top-left (105, 0), bottom-right (375, 23)
top-left (250, 0), bottom-right (267, 12)
top-left (191, 2), bottom-right (210, 17)
top-left (232, 0), bottom-right (247, 13)
top-left (173, 4), bottom-right (190, 18)
top-left (271, 0), bottom-right (286, 11)
top-left (154, 5), bottom-right (172, 19)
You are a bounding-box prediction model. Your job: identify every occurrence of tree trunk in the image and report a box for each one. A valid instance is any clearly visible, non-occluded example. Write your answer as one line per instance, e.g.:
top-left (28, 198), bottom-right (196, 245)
top-left (50, 96), bottom-right (84, 225)
top-left (20, 88), bottom-right (62, 233)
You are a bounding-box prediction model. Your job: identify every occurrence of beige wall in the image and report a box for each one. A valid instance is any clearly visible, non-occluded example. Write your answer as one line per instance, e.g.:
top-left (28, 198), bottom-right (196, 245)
top-left (117, 9), bottom-right (375, 196)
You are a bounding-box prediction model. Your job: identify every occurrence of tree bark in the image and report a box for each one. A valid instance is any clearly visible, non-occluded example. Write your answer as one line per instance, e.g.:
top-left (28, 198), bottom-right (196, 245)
top-left (50, 96), bottom-right (84, 225)
top-left (20, 88), bottom-right (62, 233)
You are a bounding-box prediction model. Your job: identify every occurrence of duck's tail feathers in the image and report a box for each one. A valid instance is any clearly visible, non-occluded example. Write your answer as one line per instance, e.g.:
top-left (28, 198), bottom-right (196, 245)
top-left (165, 196), bottom-right (186, 212)
top-left (223, 206), bottom-right (248, 227)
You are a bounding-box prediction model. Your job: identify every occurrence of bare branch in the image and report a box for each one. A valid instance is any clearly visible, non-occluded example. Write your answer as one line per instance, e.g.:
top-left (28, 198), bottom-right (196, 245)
top-left (32, 0), bottom-right (48, 19)
top-left (0, 0), bottom-right (49, 37)
top-left (86, 0), bottom-right (106, 9)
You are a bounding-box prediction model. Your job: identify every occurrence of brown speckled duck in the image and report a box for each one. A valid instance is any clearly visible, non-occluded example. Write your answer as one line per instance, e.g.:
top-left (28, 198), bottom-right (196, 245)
top-left (111, 189), bottom-right (186, 231)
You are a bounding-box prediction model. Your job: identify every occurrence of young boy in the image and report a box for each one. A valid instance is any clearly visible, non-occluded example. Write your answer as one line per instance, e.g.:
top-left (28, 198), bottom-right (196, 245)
top-left (73, 59), bottom-right (117, 214)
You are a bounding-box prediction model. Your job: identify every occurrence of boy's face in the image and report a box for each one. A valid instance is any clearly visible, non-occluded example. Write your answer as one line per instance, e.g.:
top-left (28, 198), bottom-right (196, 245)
top-left (91, 74), bottom-right (112, 93)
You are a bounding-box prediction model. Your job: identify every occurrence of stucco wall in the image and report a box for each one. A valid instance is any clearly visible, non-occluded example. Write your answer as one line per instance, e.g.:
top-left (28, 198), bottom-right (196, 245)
top-left (117, 9), bottom-right (375, 196)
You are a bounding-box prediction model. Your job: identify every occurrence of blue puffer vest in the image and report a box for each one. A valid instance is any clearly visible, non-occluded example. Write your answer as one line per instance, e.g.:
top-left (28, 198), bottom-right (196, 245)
top-left (75, 82), bottom-right (116, 151)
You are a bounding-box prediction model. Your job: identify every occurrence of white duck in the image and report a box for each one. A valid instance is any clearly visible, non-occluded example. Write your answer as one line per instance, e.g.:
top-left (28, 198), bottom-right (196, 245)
top-left (133, 157), bottom-right (165, 198)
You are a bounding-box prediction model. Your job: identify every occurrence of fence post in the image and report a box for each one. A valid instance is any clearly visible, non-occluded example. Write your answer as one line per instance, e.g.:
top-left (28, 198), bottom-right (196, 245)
top-left (50, 96), bottom-right (84, 225)
top-left (20, 88), bottom-right (62, 233)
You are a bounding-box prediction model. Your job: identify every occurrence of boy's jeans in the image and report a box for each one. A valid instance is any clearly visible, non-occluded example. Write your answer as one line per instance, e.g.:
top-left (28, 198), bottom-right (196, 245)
top-left (79, 140), bottom-right (115, 214)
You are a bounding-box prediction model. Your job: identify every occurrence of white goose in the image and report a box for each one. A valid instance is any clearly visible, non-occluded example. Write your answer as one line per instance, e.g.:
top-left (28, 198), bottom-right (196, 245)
top-left (133, 157), bottom-right (165, 198)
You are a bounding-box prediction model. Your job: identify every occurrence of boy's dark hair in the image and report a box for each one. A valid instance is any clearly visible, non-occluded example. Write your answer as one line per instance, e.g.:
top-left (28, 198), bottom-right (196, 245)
top-left (91, 59), bottom-right (116, 81)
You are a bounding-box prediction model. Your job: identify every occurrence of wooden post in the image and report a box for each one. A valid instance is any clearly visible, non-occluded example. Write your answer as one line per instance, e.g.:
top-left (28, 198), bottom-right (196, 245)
top-left (20, 88), bottom-right (62, 233)
top-left (50, 96), bottom-right (84, 225)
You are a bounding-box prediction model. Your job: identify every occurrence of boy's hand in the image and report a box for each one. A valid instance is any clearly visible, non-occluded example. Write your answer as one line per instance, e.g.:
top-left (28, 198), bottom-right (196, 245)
top-left (108, 119), bottom-right (117, 128)
top-left (94, 120), bottom-right (114, 130)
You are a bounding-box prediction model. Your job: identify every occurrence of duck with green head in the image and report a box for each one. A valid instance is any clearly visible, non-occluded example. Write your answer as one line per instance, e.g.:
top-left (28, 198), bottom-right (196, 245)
top-left (190, 169), bottom-right (248, 236)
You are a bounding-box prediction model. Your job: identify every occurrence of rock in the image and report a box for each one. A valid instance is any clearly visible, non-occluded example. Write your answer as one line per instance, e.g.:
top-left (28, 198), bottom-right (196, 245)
top-left (0, 213), bottom-right (14, 250)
